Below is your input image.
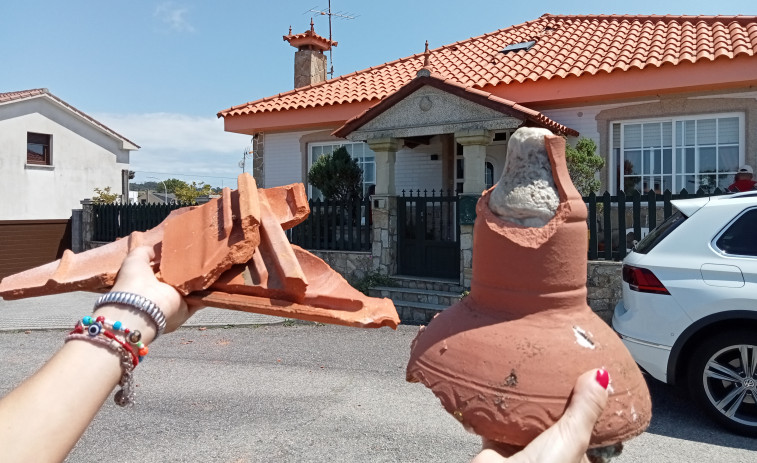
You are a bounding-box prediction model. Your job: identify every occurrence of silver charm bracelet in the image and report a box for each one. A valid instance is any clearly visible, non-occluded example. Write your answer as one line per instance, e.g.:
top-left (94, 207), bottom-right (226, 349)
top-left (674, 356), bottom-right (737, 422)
top-left (93, 291), bottom-right (167, 338)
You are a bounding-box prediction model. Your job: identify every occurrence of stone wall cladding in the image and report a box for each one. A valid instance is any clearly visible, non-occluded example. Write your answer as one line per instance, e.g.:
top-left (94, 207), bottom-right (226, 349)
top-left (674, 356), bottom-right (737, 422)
top-left (586, 260), bottom-right (622, 324)
top-left (371, 196), bottom-right (398, 275)
top-left (309, 250), bottom-right (373, 283)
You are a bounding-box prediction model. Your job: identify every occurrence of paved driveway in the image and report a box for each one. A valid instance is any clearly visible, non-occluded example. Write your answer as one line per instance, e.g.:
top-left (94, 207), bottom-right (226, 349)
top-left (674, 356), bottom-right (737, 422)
top-left (1, 321), bottom-right (755, 462)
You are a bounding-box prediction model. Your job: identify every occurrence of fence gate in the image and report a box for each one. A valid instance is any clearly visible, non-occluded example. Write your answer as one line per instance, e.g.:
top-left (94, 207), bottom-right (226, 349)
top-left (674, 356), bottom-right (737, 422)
top-left (397, 190), bottom-right (459, 279)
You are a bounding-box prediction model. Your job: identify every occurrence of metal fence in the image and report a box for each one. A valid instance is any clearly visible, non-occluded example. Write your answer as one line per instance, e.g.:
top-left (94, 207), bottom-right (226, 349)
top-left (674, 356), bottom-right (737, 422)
top-left (286, 197), bottom-right (372, 252)
top-left (92, 203), bottom-right (187, 241)
top-left (585, 188), bottom-right (729, 261)
top-left (91, 189), bottom-right (730, 263)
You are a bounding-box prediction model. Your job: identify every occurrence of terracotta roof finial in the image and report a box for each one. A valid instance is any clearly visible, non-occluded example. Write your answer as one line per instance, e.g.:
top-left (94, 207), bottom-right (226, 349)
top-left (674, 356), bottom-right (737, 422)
top-left (310, 18), bottom-right (315, 32)
top-left (423, 40), bottom-right (430, 67)
top-left (289, 25), bottom-right (292, 35)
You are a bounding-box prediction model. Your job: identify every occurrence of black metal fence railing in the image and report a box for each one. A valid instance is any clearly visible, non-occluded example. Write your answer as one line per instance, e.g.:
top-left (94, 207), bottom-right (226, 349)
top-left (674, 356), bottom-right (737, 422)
top-left (287, 197), bottom-right (372, 252)
top-left (91, 188), bottom-right (731, 263)
top-left (92, 203), bottom-right (187, 241)
top-left (585, 188), bottom-right (729, 261)
top-left (286, 197), bottom-right (372, 252)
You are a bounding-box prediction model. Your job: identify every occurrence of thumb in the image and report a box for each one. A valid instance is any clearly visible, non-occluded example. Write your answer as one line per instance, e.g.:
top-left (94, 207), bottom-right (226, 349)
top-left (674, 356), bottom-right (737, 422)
top-left (508, 369), bottom-right (609, 463)
top-left (556, 369), bottom-right (609, 443)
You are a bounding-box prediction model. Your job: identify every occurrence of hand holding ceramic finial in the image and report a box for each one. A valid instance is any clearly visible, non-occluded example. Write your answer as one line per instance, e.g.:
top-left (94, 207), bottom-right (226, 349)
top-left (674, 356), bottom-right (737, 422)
top-left (471, 369), bottom-right (610, 463)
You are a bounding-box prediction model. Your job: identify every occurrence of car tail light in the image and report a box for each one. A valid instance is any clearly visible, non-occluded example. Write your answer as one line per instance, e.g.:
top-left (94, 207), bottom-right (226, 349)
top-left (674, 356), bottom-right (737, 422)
top-left (622, 264), bottom-right (670, 295)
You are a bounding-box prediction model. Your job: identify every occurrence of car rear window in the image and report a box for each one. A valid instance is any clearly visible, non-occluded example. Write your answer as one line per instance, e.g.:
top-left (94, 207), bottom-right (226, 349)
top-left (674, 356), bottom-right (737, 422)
top-left (633, 211), bottom-right (687, 254)
top-left (715, 208), bottom-right (757, 256)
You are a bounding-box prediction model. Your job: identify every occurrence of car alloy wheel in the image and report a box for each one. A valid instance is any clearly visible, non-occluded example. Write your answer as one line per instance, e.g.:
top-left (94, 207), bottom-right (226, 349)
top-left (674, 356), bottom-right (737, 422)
top-left (689, 330), bottom-right (757, 435)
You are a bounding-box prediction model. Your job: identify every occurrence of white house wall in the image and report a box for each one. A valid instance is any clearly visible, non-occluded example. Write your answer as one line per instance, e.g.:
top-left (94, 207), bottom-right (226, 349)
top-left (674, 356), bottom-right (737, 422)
top-left (395, 141), bottom-right (443, 194)
top-left (263, 130), bottom-right (313, 188)
top-left (0, 98), bottom-right (131, 220)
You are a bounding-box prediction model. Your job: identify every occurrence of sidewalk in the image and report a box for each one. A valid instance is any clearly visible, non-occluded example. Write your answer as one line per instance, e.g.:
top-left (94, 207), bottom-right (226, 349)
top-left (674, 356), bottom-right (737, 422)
top-left (0, 291), bottom-right (283, 331)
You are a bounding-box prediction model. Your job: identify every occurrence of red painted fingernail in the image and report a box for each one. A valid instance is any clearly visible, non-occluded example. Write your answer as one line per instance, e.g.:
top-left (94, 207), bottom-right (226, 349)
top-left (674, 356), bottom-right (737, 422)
top-left (596, 369), bottom-right (610, 389)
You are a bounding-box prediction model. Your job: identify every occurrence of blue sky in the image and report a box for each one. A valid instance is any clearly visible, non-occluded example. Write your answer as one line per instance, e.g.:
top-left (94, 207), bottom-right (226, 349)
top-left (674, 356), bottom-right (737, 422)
top-left (2, 1), bottom-right (755, 188)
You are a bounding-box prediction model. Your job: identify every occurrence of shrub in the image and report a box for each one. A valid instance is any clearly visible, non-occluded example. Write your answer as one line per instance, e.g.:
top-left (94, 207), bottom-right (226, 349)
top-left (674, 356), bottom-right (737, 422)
top-left (565, 137), bottom-right (604, 197)
top-left (308, 146), bottom-right (363, 201)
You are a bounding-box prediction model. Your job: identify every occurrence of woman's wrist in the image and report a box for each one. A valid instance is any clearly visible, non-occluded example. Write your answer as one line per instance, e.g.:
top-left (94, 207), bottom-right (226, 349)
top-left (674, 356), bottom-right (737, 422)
top-left (92, 304), bottom-right (158, 345)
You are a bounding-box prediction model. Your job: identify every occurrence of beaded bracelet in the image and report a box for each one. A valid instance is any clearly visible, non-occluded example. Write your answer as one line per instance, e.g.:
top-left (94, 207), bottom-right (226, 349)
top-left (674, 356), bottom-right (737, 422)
top-left (65, 332), bottom-right (136, 407)
top-left (72, 320), bottom-right (139, 367)
top-left (93, 291), bottom-right (166, 338)
top-left (82, 316), bottom-right (149, 361)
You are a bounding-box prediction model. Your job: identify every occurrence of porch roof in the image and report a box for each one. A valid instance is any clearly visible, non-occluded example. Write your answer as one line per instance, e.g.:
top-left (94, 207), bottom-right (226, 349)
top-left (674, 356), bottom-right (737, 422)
top-left (219, 14), bottom-right (757, 121)
top-left (332, 71), bottom-right (579, 138)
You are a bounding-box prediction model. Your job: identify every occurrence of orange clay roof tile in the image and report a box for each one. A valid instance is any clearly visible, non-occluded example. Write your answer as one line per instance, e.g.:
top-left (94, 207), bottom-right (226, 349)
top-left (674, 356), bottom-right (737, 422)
top-left (0, 175), bottom-right (399, 329)
top-left (219, 15), bottom-right (757, 118)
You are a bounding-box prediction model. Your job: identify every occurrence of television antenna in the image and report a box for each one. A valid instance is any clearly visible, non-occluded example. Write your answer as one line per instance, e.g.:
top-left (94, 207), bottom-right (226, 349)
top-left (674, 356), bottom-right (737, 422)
top-left (239, 134), bottom-right (261, 173)
top-left (306, 1), bottom-right (357, 78)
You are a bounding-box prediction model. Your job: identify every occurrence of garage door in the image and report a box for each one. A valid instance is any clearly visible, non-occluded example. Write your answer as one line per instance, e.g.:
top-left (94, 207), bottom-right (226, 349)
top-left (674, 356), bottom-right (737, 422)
top-left (0, 220), bottom-right (71, 281)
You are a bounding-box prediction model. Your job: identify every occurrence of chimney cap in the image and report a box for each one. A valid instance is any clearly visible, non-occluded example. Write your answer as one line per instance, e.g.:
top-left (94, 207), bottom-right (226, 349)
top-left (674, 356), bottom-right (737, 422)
top-left (283, 22), bottom-right (337, 51)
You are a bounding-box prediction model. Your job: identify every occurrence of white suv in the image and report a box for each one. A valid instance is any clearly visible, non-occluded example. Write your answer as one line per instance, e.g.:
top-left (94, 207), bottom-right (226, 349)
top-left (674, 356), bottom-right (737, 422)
top-left (613, 191), bottom-right (757, 435)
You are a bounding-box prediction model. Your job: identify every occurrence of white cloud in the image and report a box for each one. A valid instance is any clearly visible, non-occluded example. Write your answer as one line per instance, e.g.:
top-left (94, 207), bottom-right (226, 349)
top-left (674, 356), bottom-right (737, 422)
top-left (154, 2), bottom-right (195, 33)
top-left (95, 112), bottom-right (252, 189)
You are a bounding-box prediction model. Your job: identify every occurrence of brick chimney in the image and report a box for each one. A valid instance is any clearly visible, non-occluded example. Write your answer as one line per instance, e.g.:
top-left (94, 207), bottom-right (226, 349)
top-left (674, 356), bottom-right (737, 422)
top-left (283, 19), bottom-right (337, 89)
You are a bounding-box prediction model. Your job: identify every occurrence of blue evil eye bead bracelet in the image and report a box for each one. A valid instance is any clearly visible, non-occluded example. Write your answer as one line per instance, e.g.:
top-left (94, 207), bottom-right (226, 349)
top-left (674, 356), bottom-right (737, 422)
top-left (81, 316), bottom-right (149, 361)
top-left (93, 291), bottom-right (166, 338)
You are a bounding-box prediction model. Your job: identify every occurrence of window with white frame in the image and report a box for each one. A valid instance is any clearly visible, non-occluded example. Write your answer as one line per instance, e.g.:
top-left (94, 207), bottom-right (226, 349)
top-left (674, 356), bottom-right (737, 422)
top-left (308, 142), bottom-right (376, 199)
top-left (612, 114), bottom-right (743, 194)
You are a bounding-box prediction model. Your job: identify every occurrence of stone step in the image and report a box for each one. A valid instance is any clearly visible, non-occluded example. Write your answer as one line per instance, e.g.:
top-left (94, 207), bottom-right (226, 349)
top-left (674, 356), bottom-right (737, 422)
top-left (392, 299), bottom-right (447, 325)
top-left (369, 286), bottom-right (462, 307)
top-left (390, 275), bottom-right (465, 293)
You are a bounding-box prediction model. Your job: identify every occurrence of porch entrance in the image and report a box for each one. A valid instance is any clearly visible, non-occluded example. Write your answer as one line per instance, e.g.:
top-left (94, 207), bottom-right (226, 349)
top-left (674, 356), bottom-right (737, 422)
top-left (397, 190), bottom-right (460, 279)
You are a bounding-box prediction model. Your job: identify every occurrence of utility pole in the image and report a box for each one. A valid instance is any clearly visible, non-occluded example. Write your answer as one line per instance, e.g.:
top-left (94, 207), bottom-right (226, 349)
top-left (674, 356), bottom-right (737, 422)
top-left (307, 1), bottom-right (357, 78)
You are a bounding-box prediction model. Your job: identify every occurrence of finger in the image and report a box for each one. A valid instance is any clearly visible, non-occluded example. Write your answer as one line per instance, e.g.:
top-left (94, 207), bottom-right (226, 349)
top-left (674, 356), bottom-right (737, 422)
top-left (509, 369), bottom-right (609, 463)
top-left (117, 246), bottom-right (157, 280)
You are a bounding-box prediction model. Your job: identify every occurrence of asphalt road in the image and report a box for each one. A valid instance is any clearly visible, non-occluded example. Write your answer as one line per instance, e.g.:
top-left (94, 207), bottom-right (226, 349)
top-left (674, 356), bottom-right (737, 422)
top-left (1, 323), bottom-right (756, 462)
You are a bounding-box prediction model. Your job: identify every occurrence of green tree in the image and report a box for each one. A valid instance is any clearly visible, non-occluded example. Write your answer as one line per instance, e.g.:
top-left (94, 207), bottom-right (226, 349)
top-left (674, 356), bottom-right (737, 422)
top-left (92, 186), bottom-right (119, 204)
top-left (307, 146), bottom-right (363, 201)
top-left (565, 137), bottom-right (604, 196)
top-left (162, 178), bottom-right (189, 193)
top-left (174, 181), bottom-right (212, 203)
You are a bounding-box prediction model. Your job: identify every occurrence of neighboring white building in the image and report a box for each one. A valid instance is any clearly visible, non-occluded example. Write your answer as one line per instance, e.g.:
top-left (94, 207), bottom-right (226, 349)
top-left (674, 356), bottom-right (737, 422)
top-left (0, 88), bottom-right (139, 220)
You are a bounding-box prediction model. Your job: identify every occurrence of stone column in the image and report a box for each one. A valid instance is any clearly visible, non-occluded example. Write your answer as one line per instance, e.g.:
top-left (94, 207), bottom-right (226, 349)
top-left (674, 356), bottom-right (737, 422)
top-left (80, 199), bottom-right (95, 250)
top-left (460, 223), bottom-right (474, 288)
top-left (370, 195), bottom-right (398, 275)
top-left (367, 138), bottom-right (399, 195)
top-left (455, 129), bottom-right (493, 194)
top-left (455, 129), bottom-right (492, 288)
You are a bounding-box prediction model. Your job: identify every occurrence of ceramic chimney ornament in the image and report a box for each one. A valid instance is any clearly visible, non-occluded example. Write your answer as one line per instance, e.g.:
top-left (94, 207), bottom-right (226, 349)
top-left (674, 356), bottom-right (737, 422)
top-left (406, 128), bottom-right (651, 452)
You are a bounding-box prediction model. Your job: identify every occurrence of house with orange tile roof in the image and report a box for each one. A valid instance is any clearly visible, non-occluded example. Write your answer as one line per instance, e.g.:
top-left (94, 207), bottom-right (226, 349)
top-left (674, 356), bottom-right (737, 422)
top-left (218, 14), bottom-right (757, 283)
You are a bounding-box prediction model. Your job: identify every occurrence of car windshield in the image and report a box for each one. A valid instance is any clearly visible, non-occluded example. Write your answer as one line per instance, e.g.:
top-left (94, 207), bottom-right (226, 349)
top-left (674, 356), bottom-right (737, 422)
top-left (634, 211), bottom-right (687, 254)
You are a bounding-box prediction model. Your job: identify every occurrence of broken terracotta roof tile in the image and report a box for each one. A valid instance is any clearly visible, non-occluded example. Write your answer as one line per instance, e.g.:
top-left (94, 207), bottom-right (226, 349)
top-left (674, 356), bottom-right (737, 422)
top-left (0, 225), bottom-right (166, 299)
top-left (258, 183), bottom-right (309, 230)
top-left (193, 245), bottom-right (398, 329)
top-left (0, 174), bottom-right (399, 329)
top-left (160, 176), bottom-right (261, 295)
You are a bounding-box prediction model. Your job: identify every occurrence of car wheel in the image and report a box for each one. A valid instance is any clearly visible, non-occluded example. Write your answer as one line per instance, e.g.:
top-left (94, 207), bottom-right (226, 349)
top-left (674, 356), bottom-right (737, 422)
top-left (688, 330), bottom-right (757, 435)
